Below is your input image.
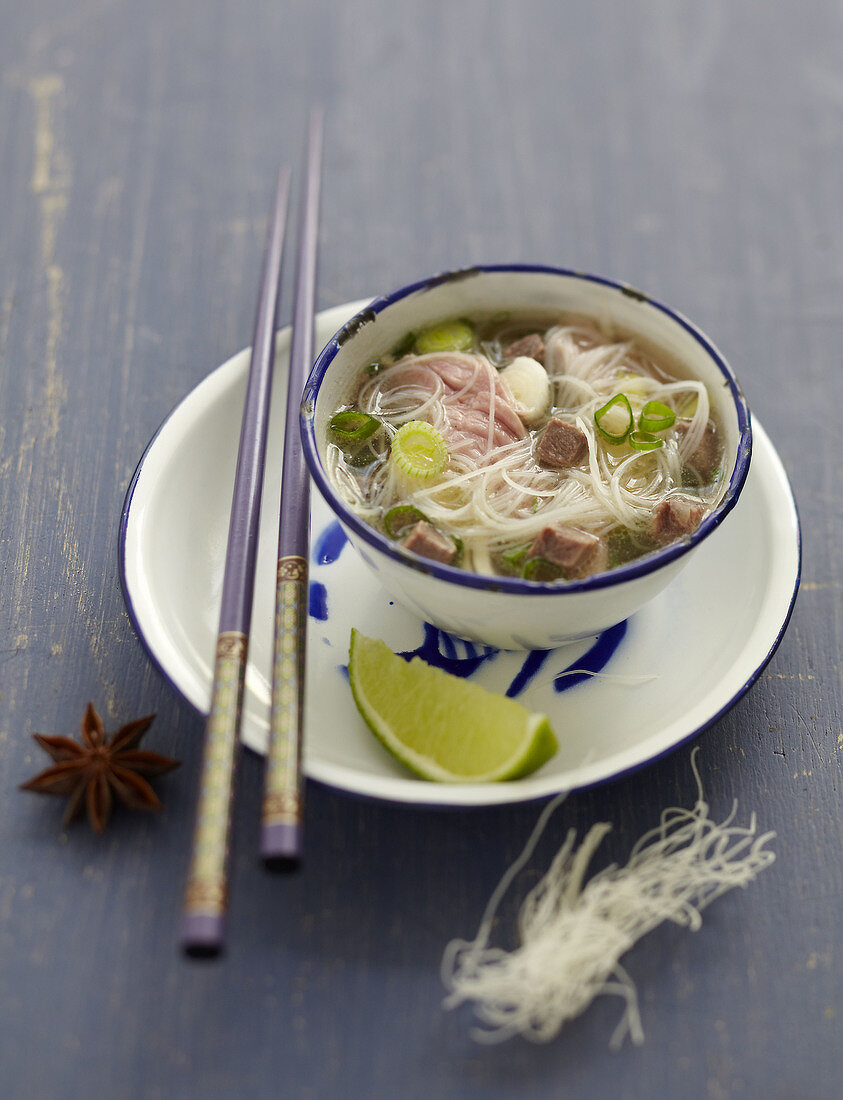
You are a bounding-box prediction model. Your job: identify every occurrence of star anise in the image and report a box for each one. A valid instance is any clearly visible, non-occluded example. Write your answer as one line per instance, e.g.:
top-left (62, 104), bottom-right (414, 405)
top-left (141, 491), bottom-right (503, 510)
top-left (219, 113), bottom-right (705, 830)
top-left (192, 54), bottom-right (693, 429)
top-left (21, 702), bottom-right (180, 833)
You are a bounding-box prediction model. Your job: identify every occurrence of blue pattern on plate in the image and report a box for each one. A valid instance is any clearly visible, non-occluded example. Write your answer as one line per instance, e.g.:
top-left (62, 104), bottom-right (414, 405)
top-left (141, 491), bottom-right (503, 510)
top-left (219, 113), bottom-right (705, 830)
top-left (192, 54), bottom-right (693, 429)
top-left (308, 581), bottom-right (328, 621)
top-left (310, 520), bottom-right (627, 698)
top-left (505, 649), bottom-right (552, 697)
top-left (552, 620), bottom-right (627, 690)
top-left (399, 622), bottom-right (498, 677)
top-left (313, 521), bottom-right (348, 565)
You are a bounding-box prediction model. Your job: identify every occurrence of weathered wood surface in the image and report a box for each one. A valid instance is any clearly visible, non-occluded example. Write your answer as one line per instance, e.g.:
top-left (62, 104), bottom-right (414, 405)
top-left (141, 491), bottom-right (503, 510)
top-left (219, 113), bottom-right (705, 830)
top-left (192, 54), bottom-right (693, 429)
top-left (0, 1), bottom-right (839, 1096)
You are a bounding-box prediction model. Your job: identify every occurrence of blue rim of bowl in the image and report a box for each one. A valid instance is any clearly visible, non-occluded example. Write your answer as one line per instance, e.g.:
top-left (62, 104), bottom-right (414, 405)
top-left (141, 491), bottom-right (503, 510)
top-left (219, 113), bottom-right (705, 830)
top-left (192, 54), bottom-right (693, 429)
top-left (300, 263), bottom-right (753, 595)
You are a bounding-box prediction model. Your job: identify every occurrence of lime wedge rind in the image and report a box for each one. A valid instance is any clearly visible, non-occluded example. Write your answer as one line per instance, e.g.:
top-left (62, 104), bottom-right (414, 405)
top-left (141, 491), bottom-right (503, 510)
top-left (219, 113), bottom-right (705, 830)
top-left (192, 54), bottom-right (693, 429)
top-left (348, 629), bottom-right (559, 783)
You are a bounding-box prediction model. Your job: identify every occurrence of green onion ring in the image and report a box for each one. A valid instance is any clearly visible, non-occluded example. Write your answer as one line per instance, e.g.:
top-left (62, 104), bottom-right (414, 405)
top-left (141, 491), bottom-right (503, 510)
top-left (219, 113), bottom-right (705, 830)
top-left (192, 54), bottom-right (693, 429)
top-left (391, 331), bottom-right (416, 359)
top-left (639, 399), bottom-right (676, 433)
top-left (629, 429), bottom-right (665, 451)
top-left (501, 542), bottom-right (532, 571)
top-left (594, 393), bottom-right (634, 444)
top-left (328, 410), bottom-right (381, 444)
top-left (384, 504), bottom-right (430, 539)
top-left (522, 556), bottom-right (564, 582)
top-left (391, 420), bottom-right (448, 480)
top-left (414, 319), bottom-right (476, 355)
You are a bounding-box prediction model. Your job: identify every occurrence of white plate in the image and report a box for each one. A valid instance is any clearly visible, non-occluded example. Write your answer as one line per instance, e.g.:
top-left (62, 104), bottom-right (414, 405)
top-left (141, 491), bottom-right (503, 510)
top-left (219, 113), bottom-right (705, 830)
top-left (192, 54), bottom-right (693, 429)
top-left (119, 301), bottom-right (801, 807)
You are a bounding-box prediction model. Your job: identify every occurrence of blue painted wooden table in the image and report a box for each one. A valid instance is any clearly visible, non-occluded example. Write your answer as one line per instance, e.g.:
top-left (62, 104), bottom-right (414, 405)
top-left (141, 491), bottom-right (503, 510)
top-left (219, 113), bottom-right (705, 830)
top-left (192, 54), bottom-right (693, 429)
top-left (1, 1), bottom-right (839, 1096)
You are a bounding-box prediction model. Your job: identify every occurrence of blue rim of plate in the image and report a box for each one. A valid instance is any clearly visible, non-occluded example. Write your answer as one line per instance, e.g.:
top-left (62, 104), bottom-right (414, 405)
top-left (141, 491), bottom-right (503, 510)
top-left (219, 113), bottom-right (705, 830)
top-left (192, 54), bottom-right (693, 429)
top-left (301, 263), bottom-right (753, 596)
top-left (117, 306), bottom-right (800, 807)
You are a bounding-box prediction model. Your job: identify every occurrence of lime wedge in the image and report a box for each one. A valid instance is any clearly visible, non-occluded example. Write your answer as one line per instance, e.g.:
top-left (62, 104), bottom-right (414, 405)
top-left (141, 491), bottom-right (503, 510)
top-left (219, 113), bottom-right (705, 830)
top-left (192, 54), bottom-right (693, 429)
top-left (348, 630), bottom-right (558, 782)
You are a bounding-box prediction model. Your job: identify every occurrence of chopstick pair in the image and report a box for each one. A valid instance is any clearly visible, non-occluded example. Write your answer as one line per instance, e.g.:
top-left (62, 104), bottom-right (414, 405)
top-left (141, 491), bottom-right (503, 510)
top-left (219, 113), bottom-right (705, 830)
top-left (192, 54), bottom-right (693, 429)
top-left (181, 111), bottom-right (323, 956)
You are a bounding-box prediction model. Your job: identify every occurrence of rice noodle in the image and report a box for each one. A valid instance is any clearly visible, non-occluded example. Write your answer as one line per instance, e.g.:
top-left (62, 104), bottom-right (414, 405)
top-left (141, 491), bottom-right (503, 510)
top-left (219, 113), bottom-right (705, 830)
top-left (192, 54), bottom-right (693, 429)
top-left (328, 320), bottom-right (726, 573)
top-left (441, 750), bottom-right (775, 1048)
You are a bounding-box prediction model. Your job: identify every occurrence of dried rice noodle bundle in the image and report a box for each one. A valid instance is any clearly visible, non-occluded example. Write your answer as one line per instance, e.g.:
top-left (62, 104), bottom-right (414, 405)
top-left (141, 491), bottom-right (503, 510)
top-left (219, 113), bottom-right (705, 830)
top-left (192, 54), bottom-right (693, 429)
top-left (441, 751), bottom-right (776, 1048)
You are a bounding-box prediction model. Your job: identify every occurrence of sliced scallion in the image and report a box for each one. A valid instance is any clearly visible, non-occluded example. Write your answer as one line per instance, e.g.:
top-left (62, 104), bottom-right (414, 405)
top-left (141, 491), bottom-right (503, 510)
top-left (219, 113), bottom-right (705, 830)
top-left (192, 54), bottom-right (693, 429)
top-left (639, 400), bottom-right (676, 433)
top-left (629, 429), bottom-right (664, 451)
top-left (384, 504), bottom-right (430, 539)
top-left (328, 410), bottom-right (381, 444)
top-left (391, 331), bottom-right (416, 359)
top-left (346, 444), bottom-right (383, 468)
top-left (501, 542), bottom-right (532, 571)
top-left (594, 393), bottom-right (634, 444)
top-left (414, 319), bottom-right (475, 355)
top-left (522, 556), bottom-right (563, 582)
top-left (391, 420), bottom-right (447, 480)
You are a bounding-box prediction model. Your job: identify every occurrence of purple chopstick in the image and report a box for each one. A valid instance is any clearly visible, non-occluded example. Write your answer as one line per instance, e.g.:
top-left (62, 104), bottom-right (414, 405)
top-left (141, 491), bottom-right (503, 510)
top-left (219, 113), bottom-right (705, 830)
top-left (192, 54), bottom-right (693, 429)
top-left (260, 109), bottom-right (323, 865)
top-left (181, 166), bottom-right (291, 956)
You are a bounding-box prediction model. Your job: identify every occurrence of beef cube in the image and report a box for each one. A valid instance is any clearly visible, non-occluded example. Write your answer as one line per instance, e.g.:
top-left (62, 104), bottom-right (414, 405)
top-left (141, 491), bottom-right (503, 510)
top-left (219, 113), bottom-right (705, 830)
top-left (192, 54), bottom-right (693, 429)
top-left (536, 418), bottom-right (588, 468)
top-left (674, 419), bottom-right (721, 482)
top-left (651, 497), bottom-right (706, 544)
top-left (502, 333), bottom-right (545, 364)
top-left (400, 521), bottom-right (457, 565)
top-left (528, 525), bottom-right (607, 579)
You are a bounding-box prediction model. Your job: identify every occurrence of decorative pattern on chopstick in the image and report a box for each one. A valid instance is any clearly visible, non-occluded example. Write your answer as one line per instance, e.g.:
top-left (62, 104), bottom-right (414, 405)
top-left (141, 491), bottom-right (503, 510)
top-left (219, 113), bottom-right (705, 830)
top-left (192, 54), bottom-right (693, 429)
top-left (183, 631), bottom-right (247, 915)
top-left (260, 109), bottom-right (323, 865)
top-left (180, 165), bottom-right (290, 955)
top-left (262, 556), bottom-right (308, 827)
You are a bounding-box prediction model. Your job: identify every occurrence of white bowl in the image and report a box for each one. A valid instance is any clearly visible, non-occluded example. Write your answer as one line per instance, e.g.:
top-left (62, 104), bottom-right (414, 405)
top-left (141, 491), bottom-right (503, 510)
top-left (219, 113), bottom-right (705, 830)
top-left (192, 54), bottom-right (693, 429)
top-left (300, 265), bottom-right (751, 649)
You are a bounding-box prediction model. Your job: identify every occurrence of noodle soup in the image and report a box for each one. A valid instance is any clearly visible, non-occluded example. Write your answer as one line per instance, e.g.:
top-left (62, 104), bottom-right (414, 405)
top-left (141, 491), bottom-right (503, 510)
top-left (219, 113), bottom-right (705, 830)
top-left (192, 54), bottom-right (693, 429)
top-left (301, 266), bottom-right (750, 648)
top-left (324, 313), bottom-right (725, 583)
